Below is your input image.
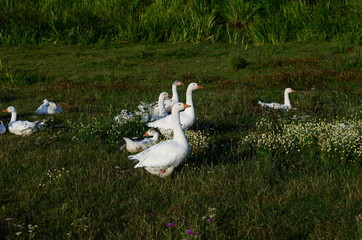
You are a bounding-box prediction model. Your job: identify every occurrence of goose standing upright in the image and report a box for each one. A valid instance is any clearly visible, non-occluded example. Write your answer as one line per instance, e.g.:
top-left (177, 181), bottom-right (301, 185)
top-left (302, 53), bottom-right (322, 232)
top-left (258, 88), bottom-right (296, 110)
top-left (122, 129), bottom-right (159, 153)
top-left (164, 80), bottom-right (184, 112)
top-left (3, 106), bottom-right (41, 135)
top-left (129, 103), bottom-right (191, 178)
top-left (154, 92), bottom-right (171, 119)
top-left (147, 82), bottom-right (203, 136)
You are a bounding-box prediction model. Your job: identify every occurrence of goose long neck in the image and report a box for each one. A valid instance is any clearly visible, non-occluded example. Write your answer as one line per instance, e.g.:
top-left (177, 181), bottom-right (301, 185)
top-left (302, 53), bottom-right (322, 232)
top-left (185, 88), bottom-right (195, 116)
top-left (172, 110), bottom-right (187, 143)
top-left (152, 133), bottom-right (159, 141)
top-left (10, 111), bottom-right (17, 122)
top-left (158, 95), bottom-right (166, 115)
top-left (284, 91), bottom-right (291, 108)
top-left (186, 87), bottom-right (193, 106)
top-left (172, 84), bottom-right (179, 102)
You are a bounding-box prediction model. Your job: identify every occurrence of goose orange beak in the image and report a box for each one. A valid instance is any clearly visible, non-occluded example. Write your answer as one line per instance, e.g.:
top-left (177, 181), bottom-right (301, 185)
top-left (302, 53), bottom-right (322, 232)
top-left (179, 82), bottom-right (184, 85)
top-left (184, 104), bottom-right (191, 109)
top-left (197, 85), bottom-right (203, 89)
top-left (3, 109), bottom-right (8, 112)
top-left (144, 131), bottom-right (149, 137)
top-left (291, 89), bottom-right (296, 92)
top-left (168, 94), bottom-right (172, 98)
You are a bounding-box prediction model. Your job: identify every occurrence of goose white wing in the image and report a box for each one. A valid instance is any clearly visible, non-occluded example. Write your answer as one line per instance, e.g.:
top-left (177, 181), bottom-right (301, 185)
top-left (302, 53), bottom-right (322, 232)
top-left (147, 115), bottom-right (173, 135)
top-left (36, 101), bottom-right (62, 114)
top-left (11, 121), bottom-right (37, 130)
top-left (48, 102), bottom-right (62, 114)
top-left (129, 140), bottom-right (187, 168)
top-left (164, 99), bottom-right (176, 113)
top-left (147, 111), bottom-right (194, 136)
top-left (9, 121), bottom-right (39, 135)
top-left (258, 101), bottom-right (290, 110)
top-left (36, 104), bottom-right (48, 114)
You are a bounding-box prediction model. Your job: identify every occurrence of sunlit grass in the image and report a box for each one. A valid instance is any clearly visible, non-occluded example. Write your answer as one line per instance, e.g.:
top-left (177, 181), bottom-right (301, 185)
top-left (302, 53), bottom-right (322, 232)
top-left (0, 42), bottom-right (361, 239)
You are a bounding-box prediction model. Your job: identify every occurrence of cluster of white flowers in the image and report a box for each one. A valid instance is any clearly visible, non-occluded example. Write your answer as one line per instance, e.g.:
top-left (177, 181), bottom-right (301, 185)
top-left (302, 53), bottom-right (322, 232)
top-left (241, 116), bottom-right (362, 161)
top-left (14, 223), bottom-right (38, 236)
top-left (185, 130), bottom-right (211, 154)
top-left (39, 167), bottom-right (69, 187)
top-left (67, 119), bottom-right (128, 144)
top-left (105, 122), bottom-right (129, 143)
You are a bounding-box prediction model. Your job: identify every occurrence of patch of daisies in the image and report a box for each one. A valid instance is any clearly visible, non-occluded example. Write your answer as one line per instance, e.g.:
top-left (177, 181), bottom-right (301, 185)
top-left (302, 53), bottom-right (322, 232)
top-left (240, 115), bottom-right (362, 162)
top-left (185, 130), bottom-right (212, 155)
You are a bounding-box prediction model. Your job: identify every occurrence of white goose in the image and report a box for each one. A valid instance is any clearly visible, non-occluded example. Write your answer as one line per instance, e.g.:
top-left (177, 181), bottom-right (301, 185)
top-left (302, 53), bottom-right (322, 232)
top-left (0, 121), bottom-right (6, 134)
top-left (36, 99), bottom-right (62, 114)
top-left (122, 129), bottom-right (159, 153)
top-left (3, 106), bottom-right (41, 135)
top-left (154, 92), bottom-right (171, 119)
top-left (164, 80), bottom-right (184, 112)
top-left (258, 88), bottom-right (296, 110)
top-left (129, 103), bottom-right (191, 178)
top-left (147, 82), bottom-right (203, 136)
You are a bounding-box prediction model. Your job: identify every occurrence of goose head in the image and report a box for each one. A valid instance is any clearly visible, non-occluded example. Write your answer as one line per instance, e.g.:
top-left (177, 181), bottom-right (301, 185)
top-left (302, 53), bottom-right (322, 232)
top-left (173, 80), bottom-right (184, 86)
top-left (144, 128), bottom-right (159, 137)
top-left (172, 102), bottom-right (191, 112)
top-left (187, 82), bottom-right (203, 91)
top-left (3, 106), bottom-right (16, 113)
top-left (160, 92), bottom-right (171, 100)
top-left (285, 88), bottom-right (296, 94)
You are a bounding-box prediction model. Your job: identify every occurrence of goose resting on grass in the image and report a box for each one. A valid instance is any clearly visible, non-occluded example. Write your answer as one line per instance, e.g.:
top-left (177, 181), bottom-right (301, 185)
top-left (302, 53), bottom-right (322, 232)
top-left (147, 83), bottom-right (203, 137)
top-left (36, 99), bottom-right (62, 114)
top-left (128, 103), bottom-right (191, 178)
top-left (122, 129), bottom-right (159, 153)
top-left (258, 88), bottom-right (296, 110)
top-left (3, 106), bottom-right (42, 135)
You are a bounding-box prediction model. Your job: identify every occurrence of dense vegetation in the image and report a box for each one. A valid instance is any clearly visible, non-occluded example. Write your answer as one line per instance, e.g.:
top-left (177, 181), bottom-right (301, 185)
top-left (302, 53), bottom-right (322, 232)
top-left (1, 0), bottom-right (362, 239)
top-left (1, 0), bottom-right (361, 45)
top-left (0, 42), bottom-right (361, 239)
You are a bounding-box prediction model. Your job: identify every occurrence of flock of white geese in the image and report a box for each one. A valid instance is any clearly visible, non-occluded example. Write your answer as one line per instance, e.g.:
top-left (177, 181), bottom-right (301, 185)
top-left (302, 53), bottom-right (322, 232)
top-left (1, 83), bottom-right (295, 178)
top-left (123, 82), bottom-right (295, 178)
top-left (0, 99), bottom-right (62, 136)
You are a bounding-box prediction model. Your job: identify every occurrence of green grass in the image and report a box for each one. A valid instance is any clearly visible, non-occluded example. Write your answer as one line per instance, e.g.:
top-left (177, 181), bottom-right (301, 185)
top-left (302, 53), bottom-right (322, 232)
top-left (0, 0), bottom-right (361, 45)
top-left (0, 42), bottom-right (362, 239)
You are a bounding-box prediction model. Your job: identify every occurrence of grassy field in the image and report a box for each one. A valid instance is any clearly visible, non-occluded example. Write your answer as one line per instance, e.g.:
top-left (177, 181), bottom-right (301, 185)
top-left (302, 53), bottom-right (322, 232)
top-left (0, 42), bottom-right (362, 239)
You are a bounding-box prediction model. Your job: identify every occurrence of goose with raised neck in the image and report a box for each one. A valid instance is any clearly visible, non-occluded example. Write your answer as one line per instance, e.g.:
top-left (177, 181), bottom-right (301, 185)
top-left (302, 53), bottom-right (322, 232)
top-left (156, 92), bottom-right (171, 118)
top-left (258, 88), bottom-right (296, 110)
top-left (147, 82), bottom-right (202, 136)
top-left (128, 103), bottom-right (191, 178)
top-left (164, 80), bottom-right (184, 112)
top-left (3, 106), bottom-right (41, 135)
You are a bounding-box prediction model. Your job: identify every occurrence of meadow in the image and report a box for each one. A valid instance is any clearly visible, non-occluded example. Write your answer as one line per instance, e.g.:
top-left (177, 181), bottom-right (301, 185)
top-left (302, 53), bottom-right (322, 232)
top-left (0, 42), bottom-right (361, 239)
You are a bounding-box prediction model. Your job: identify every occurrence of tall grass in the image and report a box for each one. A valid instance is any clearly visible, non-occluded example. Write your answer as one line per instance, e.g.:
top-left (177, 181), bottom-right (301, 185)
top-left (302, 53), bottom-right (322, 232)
top-left (1, 0), bottom-right (361, 45)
